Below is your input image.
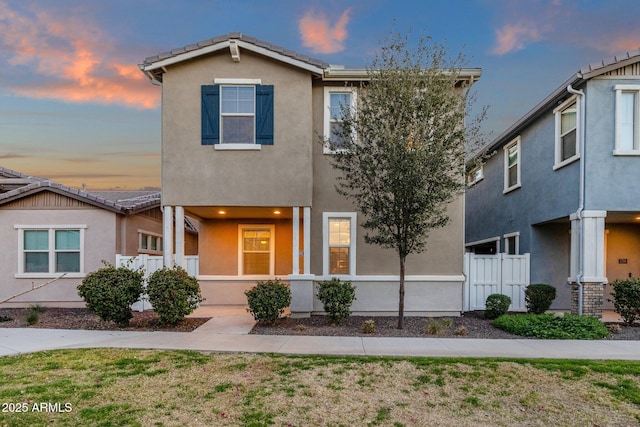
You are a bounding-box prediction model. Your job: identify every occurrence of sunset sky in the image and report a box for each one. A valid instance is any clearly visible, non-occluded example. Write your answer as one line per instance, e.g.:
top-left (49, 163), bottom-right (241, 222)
top-left (1, 0), bottom-right (639, 189)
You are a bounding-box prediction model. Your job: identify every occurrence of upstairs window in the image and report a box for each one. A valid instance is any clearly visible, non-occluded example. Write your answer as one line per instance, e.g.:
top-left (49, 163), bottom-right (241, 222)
top-left (467, 165), bottom-right (484, 186)
top-left (503, 232), bottom-right (519, 255)
top-left (324, 87), bottom-right (356, 154)
top-left (503, 136), bottom-right (521, 193)
top-left (554, 96), bottom-right (579, 168)
top-left (221, 86), bottom-right (255, 144)
top-left (202, 80), bottom-right (273, 148)
top-left (614, 85), bottom-right (640, 155)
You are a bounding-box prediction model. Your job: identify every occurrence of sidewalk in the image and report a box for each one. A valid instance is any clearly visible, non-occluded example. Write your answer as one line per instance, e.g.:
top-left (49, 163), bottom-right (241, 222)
top-left (2, 306), bottom-right (639, 360)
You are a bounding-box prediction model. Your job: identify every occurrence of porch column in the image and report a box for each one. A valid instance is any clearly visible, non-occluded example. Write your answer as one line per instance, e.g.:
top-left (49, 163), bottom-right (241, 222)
top-left (175, 206), bottom-right (185, 268)
top-left (292, 207), bottom-right (300, 275)
top-left (569, 210), bottom-right (607, 317)
top-left (163, 205), bottom-right (174, 268)
top-left (303, 206), bottom-right (311, 274)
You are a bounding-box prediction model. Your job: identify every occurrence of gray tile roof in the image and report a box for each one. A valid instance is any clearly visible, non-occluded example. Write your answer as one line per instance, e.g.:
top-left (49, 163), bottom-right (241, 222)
top-left (141, 32), bottom-right (329, 75)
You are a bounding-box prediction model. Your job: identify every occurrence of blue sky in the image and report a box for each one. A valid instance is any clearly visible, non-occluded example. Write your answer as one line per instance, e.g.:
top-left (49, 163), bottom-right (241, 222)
top-left (1, 0), bottom-right (639, 189)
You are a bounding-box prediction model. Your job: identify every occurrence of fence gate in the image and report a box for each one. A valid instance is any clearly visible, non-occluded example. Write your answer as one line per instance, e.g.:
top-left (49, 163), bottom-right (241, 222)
top-left (463, 253), bottom-right (530, 312)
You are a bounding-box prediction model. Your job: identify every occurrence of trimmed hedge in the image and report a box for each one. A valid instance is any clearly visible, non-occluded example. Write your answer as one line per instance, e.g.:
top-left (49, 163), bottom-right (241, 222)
top-left (485, 294), bottom-right (511, 319)
top-left (146, 266), bottom-right (204, 325)
top-left (525, 284), bottom-right (556, 314)
top-left (316, 278), bottom-right (356, 324)
top-left (245, 279), bottom-right (291, 323)
top-left (77, 263), bottom-right (144, 327)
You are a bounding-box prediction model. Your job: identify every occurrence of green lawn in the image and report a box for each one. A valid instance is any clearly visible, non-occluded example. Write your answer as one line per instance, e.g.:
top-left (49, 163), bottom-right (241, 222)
top-left (1, 349), bottom-right (640, 426)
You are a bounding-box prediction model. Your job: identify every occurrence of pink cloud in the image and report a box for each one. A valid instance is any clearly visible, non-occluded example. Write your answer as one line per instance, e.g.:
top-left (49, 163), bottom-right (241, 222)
top-left (491, 23), bottom-right (542, 55)
top-left (299, 8), bottom-right (350, 54)
top-left (0, 1), bottom-right (159, 109)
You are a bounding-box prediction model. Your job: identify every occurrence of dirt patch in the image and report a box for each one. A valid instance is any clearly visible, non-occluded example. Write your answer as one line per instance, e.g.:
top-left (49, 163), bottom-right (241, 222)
top-left (0, 307), bottom-right (209, 332)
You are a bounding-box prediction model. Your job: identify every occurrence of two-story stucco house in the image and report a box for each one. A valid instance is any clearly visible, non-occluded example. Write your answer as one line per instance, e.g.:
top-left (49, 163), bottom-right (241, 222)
top-left (466, 49), bottom-right (640, 317)
top-left (0, 166), bottom-right (197, 307)
top-left (139, 33), bottom-right (481, 317)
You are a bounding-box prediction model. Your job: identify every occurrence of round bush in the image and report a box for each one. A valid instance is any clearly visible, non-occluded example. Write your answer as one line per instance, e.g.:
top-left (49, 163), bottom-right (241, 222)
top-left (316, 278), bottom-right (356, 324)
top-left (485, 294), bottom-right (511, 319)
top-left (525, 284), bottom-right (556, 314)
top-left (245, 279), bottom-right (291, 323)
top-left (146, 266), bottom-right (204, 325)
top-left (77, 264), bottom-right (144, 327)
top-left (610, 278), bottom-right (640, 325)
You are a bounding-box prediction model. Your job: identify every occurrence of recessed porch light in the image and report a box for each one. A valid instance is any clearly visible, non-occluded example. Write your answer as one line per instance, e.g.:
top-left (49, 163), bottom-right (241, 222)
top-left (274, 210), bottom-right (281, 215)
top-left (218, 210), bottom-right (226, 215)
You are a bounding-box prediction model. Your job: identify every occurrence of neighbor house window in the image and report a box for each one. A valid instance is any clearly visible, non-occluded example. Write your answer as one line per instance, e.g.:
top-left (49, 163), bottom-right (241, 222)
top-left (503, 136), bottom-right (521, 193)
top-left (139, 231), bottom-right (162, 254)
top-left (201, 79), bottom-right (273, 148)
top-left (323, 213), bottom-right (357, 276)
top-left (324, 87), bottom-right (356, 154)
top-left (503, 232), bottom-right (520, 255)
top-left (467, 165), bottom-right (484, 186)
top-left (16, 226), bottom-right (85, 276)
top-left (614, 85), bottom-right (640, 155)
top-left (238, 225), bottom-right (274, 276)
top-left (554, 96), bottom-right (579, 168)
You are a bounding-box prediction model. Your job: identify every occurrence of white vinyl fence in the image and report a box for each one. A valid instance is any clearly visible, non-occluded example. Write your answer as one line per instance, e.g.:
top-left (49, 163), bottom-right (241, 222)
top-left (463, 253), bottom-right (530, 312)
top-left (115, 254), bottom-right (199, 311)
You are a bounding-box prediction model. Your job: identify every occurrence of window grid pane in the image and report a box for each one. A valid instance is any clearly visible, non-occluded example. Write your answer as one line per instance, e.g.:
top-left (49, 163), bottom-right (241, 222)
top-left (25, 252), bottom-right (48, 273)
top-left (329, 248), bottom-right (350, 274)
top-left (24, 230), bottom-right (48, 250)
top-left (55, 230), bottom-right (80, 250)
top-left (620, 92), bottom-right (636, 150)
top-left (56, 252), bottom-right (80, 273)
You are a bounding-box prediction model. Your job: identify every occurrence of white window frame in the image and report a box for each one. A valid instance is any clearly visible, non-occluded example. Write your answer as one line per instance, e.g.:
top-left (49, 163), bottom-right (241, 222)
top-left (503, 232), bottom-right (520, 255)
top-left (322, 212), bottom-right (357, 277)
top-left (503, 136), bottom-right (521, 193)
top-left (213, 78), bottom-right (262, 151)
top-left (237, 224), bottom-right (275, 277)
top-left (15, 225), bottom-right (86, 278)
top-left (467, 165), bottom-right (484, 186)
top-left (614, 84), bottom-right (640, 155)
top-left (138, 229), bottom-right (163, 255)
top-left (323, 87), bottom-right (357, 154)
top-left (553, 96), bottom-right (580, 169)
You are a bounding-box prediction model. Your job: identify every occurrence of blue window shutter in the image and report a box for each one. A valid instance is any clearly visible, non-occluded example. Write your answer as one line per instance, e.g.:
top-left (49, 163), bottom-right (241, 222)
top-left (256, 85), bottom-right (274, 145)
top-left (201, 85), bottom-right (219, 145)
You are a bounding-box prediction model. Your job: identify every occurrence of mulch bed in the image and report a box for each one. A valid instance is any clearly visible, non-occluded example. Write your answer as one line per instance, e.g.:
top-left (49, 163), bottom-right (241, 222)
top-left (0, 307), bottom-right (210, 332)
top-left (2, 307), bottom-right (640, 340)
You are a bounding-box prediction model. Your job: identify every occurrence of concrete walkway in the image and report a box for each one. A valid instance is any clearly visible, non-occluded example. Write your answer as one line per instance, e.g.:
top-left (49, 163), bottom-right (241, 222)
top-left (2, 306), bottom-right (640, 359)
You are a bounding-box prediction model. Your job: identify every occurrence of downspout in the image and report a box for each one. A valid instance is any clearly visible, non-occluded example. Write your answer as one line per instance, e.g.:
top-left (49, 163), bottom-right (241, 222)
top-left (567, 84), bottom-right (585, 315)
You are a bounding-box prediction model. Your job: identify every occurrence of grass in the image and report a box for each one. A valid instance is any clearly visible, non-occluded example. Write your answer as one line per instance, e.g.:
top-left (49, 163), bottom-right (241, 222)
top-left (1, 349), bottom-right (640, 426)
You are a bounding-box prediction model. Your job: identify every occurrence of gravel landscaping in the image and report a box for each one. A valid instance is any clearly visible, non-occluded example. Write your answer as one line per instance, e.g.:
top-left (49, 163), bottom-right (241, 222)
top-left (3, 306), bottom-right (640, 340)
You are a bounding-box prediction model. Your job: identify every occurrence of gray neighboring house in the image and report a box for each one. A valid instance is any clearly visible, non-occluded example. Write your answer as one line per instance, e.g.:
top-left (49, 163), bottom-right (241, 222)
top-left (465, 49), bottom-right (640, 317)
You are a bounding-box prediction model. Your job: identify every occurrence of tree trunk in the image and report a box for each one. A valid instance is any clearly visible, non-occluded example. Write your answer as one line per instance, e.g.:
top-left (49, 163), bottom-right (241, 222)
top-left (398, 256), bottom-right (406, 329)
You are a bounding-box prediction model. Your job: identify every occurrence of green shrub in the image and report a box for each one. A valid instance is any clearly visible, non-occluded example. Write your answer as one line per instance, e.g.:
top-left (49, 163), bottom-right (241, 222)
top-left (245, 279), bottom-right (291, 323)
top-left (485, 294), bottom-right (511, 319)
top-left (525, 284), bottom-right (557, 314)
top-left (609, 278), bottom-right (640, 325)
top-left (316, 278), bottom-right (356, 324)
top-left (146, 266), bottom-right (204, 325)
top-left (26, 305), bottom-right (43, 325)
top-left (493, 313), bottom-right (609, 339)
top-left (77, 263), bottom-right (144, 327)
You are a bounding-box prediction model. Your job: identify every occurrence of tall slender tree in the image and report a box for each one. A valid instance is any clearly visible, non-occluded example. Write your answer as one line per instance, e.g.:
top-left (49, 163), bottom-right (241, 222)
top-left (327, 32), bottom-right (484, 328)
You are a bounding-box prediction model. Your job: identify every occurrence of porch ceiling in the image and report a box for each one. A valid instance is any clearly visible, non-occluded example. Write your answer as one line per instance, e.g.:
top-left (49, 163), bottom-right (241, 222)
top-left (185, 206), bottom-right (293, 220)
top-left (606, 212), bottom-right (640, 224)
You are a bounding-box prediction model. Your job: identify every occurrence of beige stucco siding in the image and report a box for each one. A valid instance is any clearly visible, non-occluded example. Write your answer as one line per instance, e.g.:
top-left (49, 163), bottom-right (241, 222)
top-left (161, 51), bottom-right (314, 207)
top-left (309, 83), bottom-right (465, 277)
top-left (199, 218), bottom-right (295, 276)
top-left (0, 208), bottom-right (117, 307)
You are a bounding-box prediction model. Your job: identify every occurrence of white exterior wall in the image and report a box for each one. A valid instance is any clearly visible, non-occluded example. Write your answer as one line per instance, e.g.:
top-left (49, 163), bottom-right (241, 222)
top-left (0, 209), bottom-right (116, 307)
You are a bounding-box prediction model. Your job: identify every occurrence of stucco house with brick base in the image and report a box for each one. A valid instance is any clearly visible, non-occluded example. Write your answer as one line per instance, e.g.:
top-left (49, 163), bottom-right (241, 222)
top-left (139, 33), bottom-right (481, 316)
top-left (466, 49), bottom-right (640, 318)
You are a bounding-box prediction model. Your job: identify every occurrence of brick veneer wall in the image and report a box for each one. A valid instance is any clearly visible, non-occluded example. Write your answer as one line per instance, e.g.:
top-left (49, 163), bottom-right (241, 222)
top-left (570, 282), bottom-right (604, 318)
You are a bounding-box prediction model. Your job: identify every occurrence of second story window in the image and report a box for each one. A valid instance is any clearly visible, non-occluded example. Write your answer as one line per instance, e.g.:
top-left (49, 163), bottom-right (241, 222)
top-left (614, 85), bottom-right (640, 155)
top-left (503, 136), bottom-right (521, 193)
top-left (554, 96), bottom-right (579, 168)
top-left (221, 86), bottom-right (255, 144)
top-left (201, 80), bottom-right (273, 148)
top-left (324, 87), bottom-right (356, 154)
